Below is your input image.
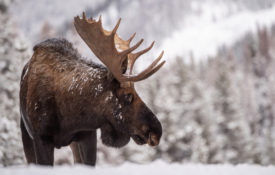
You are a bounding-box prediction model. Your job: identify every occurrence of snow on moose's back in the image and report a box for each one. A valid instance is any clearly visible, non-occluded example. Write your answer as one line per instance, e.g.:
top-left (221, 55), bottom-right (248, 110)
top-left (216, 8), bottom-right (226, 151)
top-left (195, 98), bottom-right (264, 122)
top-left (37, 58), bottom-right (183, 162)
top-left (1, 161), bottom-right (275, 175)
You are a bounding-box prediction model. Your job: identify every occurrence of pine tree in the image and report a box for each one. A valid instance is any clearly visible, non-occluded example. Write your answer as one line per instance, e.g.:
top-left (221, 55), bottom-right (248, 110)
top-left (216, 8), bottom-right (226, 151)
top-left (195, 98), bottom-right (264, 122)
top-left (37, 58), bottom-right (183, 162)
top-left (0, 0), bottom-right (30, 166)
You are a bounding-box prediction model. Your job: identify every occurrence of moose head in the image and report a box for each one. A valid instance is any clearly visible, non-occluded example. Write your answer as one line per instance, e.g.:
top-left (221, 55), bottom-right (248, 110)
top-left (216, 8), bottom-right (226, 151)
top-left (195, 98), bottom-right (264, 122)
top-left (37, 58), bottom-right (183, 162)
top-left (74, 13), bottom-right (165, 147)
top-left (20, 12), bottom-right (165, 166)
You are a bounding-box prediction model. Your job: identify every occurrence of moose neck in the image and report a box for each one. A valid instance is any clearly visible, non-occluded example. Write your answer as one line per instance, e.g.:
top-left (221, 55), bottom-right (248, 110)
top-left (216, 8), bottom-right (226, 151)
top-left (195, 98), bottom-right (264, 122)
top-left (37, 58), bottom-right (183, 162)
top-left (56, 60), bottom-right (114, 130)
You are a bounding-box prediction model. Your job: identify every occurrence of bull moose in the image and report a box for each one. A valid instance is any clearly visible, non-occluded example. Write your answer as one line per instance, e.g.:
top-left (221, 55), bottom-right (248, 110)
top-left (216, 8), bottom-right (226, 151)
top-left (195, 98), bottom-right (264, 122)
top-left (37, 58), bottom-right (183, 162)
top-left (19, 13), bottom-right (165, 166)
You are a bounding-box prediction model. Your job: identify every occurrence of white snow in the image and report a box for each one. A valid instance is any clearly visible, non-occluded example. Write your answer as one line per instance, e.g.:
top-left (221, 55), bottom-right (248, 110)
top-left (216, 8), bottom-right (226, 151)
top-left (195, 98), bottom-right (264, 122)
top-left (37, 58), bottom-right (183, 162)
top-left (159, 3), bottom-right (275, 62)
top-left (22, 65), bottom-right (29, 80)
top-left (104, 91), bottom-right (114, 102)
top-left (1, 161), bottom-right (275, 175)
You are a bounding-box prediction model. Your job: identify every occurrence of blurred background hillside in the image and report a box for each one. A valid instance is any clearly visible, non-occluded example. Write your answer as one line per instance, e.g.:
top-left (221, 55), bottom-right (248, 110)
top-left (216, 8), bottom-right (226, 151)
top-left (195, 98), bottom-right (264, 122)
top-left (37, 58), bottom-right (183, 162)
top-left (1, 0), bottom-right (275, 167)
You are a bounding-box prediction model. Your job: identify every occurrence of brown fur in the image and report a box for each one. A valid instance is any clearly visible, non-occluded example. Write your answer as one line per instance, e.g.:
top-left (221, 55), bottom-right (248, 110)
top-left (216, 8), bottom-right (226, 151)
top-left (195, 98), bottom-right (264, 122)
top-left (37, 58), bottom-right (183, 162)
top-left (20, 38), bottom-right (162, 166)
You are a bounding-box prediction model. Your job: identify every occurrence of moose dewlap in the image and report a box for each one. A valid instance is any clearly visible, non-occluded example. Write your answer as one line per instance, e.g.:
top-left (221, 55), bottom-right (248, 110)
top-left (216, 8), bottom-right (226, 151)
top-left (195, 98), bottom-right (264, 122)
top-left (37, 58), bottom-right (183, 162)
top-left (19, 12), bottom-right (165, 166)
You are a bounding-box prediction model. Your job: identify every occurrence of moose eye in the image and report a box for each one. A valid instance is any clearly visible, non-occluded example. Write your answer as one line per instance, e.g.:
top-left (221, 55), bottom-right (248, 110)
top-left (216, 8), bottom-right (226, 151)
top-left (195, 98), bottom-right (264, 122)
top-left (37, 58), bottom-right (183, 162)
top-left (124, 93), bottom-right (133, 105)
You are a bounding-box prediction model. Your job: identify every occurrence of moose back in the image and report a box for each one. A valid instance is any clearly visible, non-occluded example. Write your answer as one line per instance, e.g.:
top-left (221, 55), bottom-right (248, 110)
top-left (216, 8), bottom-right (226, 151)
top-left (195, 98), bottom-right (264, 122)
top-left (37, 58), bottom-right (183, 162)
top-left (19, 13), bottom-right (165, 166)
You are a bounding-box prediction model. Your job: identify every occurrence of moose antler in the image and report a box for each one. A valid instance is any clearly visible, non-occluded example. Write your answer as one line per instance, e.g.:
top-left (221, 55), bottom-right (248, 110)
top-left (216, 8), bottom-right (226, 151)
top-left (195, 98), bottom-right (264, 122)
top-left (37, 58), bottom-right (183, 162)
top-left (74, 12), bottom-right (165, 86)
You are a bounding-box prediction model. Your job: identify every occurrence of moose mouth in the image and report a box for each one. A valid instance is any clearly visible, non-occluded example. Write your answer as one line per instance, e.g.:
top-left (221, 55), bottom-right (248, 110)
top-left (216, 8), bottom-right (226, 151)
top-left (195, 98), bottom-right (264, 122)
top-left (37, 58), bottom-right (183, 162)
top-left (132, 133), bottom-right (160, 146)
top-left (132, 134), bottom-right (147, 145)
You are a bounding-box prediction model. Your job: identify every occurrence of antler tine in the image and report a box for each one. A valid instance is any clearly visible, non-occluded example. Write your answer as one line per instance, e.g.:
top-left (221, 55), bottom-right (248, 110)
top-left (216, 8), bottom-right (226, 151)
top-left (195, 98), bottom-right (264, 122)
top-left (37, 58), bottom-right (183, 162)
top-left (112, 18), bottom-right (121, 35)
top-left (135, 60), bottom-right (166, 81)
top-left (128, 41), bottom-right (155, 73)
top-left (119, 39), bottom-right (144, 66)
top-left (128, 32), bottom-right (136, 42)
top-left (120, 39), bottom-right (144, 57)
top-left (114, 32), bottom-right (136, 51)
top-left (98, 15), bottom-right (102, 22)
top-left (82, 12), bottom-right (86, 20)
top-left (136, 41), bottom-right (155, 58)
top-left (124, 51), bottom-right (165, 82)
top-left (98, 15), bottom-right (105, 34)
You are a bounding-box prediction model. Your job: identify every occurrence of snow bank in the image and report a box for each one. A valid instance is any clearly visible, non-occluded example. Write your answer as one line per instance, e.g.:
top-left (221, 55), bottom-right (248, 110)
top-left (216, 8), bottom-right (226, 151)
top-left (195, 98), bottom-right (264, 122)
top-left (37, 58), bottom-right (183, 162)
top-left (1, 161), bottom-right (275, 175)
top-left (160, 3), bottom-right (275, 62)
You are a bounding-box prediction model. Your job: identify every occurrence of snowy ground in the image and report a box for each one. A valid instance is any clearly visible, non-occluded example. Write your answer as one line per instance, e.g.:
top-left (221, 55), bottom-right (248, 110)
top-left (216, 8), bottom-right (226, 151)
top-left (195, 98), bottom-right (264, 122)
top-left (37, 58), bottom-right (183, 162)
top-left (1, 161), bottom-right (275, 175)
